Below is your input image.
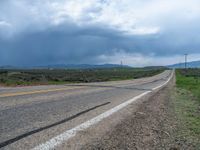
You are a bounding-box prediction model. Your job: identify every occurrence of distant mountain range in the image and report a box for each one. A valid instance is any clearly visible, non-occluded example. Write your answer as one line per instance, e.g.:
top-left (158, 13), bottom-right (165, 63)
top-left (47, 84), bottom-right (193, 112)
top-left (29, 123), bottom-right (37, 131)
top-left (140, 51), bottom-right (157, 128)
top-left (168, 60), bottom-right (200, 68)
top-left (3, 61), bottom-right (200, 70)
top-left (0, 64), bottom-right (131, 69)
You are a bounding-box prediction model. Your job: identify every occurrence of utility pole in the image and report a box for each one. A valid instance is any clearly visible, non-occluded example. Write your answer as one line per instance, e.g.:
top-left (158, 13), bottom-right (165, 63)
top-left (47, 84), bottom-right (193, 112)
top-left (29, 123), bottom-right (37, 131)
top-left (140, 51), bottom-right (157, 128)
top-left (120, 61), bottom-right (123, 68)
top-left (184, 54), bottom-right (188, 69)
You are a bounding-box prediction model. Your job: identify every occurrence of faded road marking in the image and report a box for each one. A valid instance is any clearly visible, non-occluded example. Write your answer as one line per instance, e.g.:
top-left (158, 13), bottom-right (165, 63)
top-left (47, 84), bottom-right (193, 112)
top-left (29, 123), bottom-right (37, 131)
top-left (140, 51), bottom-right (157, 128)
top-left (0, 87), bottom-right (82, 98)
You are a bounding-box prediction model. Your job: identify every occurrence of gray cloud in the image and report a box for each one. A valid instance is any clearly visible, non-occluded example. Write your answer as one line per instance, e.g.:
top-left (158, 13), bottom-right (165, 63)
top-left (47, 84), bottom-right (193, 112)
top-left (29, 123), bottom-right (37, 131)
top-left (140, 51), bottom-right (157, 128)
top-left (1, 0), bottom-right (200, 66)
top-left (1, 22), bottom-right (200, 66)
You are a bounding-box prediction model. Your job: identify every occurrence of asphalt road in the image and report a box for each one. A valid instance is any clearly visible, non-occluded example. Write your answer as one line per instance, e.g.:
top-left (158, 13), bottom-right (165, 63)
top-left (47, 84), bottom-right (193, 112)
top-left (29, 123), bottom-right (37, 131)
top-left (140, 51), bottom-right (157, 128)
top-left (0, 70), bottom-right (172, 150)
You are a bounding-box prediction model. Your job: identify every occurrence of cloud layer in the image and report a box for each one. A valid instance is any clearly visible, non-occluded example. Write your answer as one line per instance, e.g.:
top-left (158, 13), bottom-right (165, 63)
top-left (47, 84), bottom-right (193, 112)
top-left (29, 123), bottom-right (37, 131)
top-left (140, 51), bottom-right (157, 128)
top-left (0, 0), bottom-right (200, 66)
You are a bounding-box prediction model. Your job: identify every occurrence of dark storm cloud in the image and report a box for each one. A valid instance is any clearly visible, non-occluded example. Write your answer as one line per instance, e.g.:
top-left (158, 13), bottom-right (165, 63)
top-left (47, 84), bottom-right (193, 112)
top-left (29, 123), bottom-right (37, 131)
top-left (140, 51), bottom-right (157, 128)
top-left (0, 24), bottom-right (125, 66)
top-left (1, 21), bottom-right (200, 66)
top-left (1, 0), bottom-right (200, 66)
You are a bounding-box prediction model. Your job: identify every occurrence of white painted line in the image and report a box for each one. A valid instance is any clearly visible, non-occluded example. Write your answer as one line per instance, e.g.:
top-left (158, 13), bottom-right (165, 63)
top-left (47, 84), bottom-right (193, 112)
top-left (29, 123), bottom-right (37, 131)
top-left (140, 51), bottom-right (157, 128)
top-left (152, 71), bottom-right (173, 91)
top-left (32, 71), bottom-right (173, 150)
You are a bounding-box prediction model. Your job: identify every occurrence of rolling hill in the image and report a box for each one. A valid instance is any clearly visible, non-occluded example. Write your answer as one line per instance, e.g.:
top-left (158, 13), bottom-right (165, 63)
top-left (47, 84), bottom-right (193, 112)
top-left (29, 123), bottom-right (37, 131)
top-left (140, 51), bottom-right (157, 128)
top-left (0, 64), bottom-right (131, 69)
top-left (168, 60), bottom-right (200, 68)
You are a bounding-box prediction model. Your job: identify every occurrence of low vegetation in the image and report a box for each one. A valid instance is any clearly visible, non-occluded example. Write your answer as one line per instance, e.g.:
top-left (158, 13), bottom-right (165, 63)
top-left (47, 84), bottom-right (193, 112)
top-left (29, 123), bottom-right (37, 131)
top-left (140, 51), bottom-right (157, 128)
top-left (173, 69), bottom-right (200, 148)
top-left (176, 68), bottom-right (200, 99)
top-left (0, 68), bottom-right (165, 86)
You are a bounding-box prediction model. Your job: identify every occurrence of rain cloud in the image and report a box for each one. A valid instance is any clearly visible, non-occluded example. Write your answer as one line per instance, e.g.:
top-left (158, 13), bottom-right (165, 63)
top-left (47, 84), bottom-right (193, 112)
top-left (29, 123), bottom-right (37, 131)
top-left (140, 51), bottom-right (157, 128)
top-left (0, 0), bottom-right (200, 66)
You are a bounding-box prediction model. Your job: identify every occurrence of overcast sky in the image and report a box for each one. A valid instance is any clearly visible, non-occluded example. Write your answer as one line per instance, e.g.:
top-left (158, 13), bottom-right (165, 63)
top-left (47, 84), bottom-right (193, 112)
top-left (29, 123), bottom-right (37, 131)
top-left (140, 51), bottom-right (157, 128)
top-left (0, 0), bottom-right (200, 67)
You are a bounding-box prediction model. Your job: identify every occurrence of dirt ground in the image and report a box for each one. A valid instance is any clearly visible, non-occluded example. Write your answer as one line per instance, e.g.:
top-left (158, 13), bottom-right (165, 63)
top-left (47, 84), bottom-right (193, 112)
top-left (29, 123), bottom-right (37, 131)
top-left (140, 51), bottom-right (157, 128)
top-left (80, 77), bottom-right (197, 150)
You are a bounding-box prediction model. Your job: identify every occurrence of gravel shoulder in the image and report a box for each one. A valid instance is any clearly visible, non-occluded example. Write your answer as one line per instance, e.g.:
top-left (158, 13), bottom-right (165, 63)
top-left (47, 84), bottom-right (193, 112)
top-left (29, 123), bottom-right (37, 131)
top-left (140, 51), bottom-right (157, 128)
top-left (78, 74), bottom-right (199, 150)
top-left (80, 75), bottom-right (176, 150)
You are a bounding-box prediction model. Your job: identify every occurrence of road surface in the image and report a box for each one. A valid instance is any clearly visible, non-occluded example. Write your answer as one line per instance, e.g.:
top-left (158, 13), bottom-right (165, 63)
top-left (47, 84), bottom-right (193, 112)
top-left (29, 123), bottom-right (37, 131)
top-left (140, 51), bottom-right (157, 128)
top-left (0, 70), bottom-right (173, 150)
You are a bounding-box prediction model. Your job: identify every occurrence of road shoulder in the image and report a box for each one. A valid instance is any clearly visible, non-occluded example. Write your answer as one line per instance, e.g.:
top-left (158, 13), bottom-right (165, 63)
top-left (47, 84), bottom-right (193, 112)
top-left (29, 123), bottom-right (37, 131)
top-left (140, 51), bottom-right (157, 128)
top-left (80, 77), bottom-right (176, 150)
top-left (78, 75), bottom-right (200, 150)
top-left (55, 73), bottom-right (174, 149)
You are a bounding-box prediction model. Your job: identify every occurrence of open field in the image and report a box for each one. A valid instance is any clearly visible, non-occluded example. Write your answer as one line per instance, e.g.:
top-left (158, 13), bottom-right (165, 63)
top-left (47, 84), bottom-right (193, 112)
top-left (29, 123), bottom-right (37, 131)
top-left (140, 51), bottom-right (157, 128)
top-left (0, 68), bottom-right (165, 86)
top-left (173, 69), bottom-right (200, 148)
top-left (176, 69), bottom-right (200, 99)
